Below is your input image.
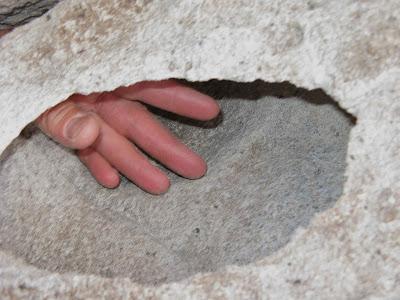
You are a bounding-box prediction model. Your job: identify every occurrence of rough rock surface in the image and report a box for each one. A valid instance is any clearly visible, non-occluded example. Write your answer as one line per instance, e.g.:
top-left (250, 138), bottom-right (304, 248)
top-left (0, 81), bottom-right (353, 285)
top-left (0, 0), bottom-right (399, 299)
top-left (0, 0), bottom-right (60, 29)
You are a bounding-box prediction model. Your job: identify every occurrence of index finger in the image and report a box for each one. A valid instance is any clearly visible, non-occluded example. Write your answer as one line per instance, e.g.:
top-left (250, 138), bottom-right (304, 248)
top-left (113, 80), bottom-right (220, 121)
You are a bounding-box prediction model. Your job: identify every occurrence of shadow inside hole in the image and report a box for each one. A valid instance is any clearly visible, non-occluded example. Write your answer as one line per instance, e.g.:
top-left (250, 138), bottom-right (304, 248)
top-left (0, 80), bottom-right (354, 285)
top-left (150, 79), bottom-right (356, 127)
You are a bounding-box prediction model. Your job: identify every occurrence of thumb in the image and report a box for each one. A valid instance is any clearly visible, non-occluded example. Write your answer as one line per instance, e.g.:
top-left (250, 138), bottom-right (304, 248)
top-left (36, 100), bottom-right (100, 150)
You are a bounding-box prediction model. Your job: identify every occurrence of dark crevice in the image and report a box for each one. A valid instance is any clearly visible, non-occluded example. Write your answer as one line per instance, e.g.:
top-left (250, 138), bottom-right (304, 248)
top-left (151, 79), bottom-right (356, 127)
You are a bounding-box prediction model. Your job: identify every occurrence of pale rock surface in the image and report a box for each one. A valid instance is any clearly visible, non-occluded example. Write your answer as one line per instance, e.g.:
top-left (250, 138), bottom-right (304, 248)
top-left (0, 0), bottom-right (399, 299)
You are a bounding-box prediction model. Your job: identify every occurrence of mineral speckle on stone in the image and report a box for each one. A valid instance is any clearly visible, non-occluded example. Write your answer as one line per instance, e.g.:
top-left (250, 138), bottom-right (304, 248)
top-left (0, 0), bottom-right (399, 299)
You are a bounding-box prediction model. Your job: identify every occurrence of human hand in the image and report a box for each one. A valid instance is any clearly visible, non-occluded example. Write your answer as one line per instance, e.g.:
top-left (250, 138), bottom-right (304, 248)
top-left (36, 80), bottom-right (220, 194)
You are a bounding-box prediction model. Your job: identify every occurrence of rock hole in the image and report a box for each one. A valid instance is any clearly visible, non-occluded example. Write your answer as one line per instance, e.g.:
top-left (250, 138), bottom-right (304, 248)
top-left (0, 80), bottom-right (355, 285)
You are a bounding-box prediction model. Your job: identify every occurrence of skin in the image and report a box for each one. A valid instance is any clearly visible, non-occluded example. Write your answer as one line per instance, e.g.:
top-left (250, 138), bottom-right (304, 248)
top-left (1, 29), bottom-right (220, 194)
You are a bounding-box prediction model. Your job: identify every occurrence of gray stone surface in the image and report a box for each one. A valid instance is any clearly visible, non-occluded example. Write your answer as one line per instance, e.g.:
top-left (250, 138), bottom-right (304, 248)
top-left (0, 81), bottom-right (353, 285)
top-left (0, 0), bottom-right (399, 299)
top-left (0, 0), bottom-right (60, 29)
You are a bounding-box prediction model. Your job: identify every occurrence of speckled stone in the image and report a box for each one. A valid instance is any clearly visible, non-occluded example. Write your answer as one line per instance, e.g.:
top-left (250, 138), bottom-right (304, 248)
top-left (0, 0), bottom-right (60, 29)
top-left (0, 0), bottom-right (399, 299)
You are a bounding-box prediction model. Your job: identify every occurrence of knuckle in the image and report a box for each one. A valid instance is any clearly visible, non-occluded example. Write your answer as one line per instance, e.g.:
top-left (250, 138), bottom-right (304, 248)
top-left (95, 92), bottom-right (117, 113)
top-left (40, 101), bottom-right (80, 136)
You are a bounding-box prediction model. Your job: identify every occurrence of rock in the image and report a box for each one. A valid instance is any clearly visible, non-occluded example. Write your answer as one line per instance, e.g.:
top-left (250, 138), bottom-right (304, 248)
top-left (0, 81), bottom-right (354, 285)
top-left (0, 0), bottom-right (60, 29)
top-left (0, 0), bottom-right (399, 299)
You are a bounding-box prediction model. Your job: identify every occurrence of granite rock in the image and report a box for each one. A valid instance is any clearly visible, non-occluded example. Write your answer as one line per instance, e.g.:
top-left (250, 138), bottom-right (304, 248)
top-left (0, 0), bottom-right (399, 299)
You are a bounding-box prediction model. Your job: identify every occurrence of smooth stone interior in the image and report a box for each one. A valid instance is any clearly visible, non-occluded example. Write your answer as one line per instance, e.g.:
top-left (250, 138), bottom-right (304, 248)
top-left (0, 80), bottom-right (354, 285)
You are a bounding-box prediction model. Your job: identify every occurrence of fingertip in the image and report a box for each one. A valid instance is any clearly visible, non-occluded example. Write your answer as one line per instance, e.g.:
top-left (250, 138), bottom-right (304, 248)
top-left (134, 165), bottom-right (170, 195)
top-left (197, 158), bottom-right (208, 179)
top-left (173, 153), bottom-right (207, 180)
top-left (151, 175), bottom-right (170, 195)
top-left (197, 96), bottom-right (220, 121)
top-left (205, 99), bottom-right (221, 120)
top-left (185, 156), bottom-right (208, 179)
top-left (101, 171), bottom-right (121, 189)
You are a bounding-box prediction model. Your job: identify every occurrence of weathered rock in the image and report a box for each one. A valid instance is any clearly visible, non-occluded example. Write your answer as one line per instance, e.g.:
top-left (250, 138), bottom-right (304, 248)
top-left (0, 0), bottom-right (399, 299)
top-left (0, 81), bottom-right (354, 285)
top-left (0, 0), bottom-right (60, 29)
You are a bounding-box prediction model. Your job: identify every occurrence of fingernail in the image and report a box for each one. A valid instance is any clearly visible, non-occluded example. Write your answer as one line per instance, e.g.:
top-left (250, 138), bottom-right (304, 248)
top-left (65, 116), bottom-right (89, 140)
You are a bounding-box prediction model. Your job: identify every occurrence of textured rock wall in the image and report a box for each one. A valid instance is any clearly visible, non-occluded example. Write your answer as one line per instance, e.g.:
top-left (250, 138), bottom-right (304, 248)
top-left (0, 0), bottom-right (399, 299)
top-left (0, 0), bottom-right (60, 29)
top-left (0, 81), bottom-right (353, 285)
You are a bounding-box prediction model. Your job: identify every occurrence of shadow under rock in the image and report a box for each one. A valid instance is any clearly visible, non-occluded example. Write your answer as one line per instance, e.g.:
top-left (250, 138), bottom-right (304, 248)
top-left (149, 79), bottom-right (356, 128)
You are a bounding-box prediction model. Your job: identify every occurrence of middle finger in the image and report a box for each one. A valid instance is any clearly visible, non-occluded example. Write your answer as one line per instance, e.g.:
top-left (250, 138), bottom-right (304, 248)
top-left (92, 115), bottom-right (170, 194)
top-left (95, 93), bottom-right (207, 179)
